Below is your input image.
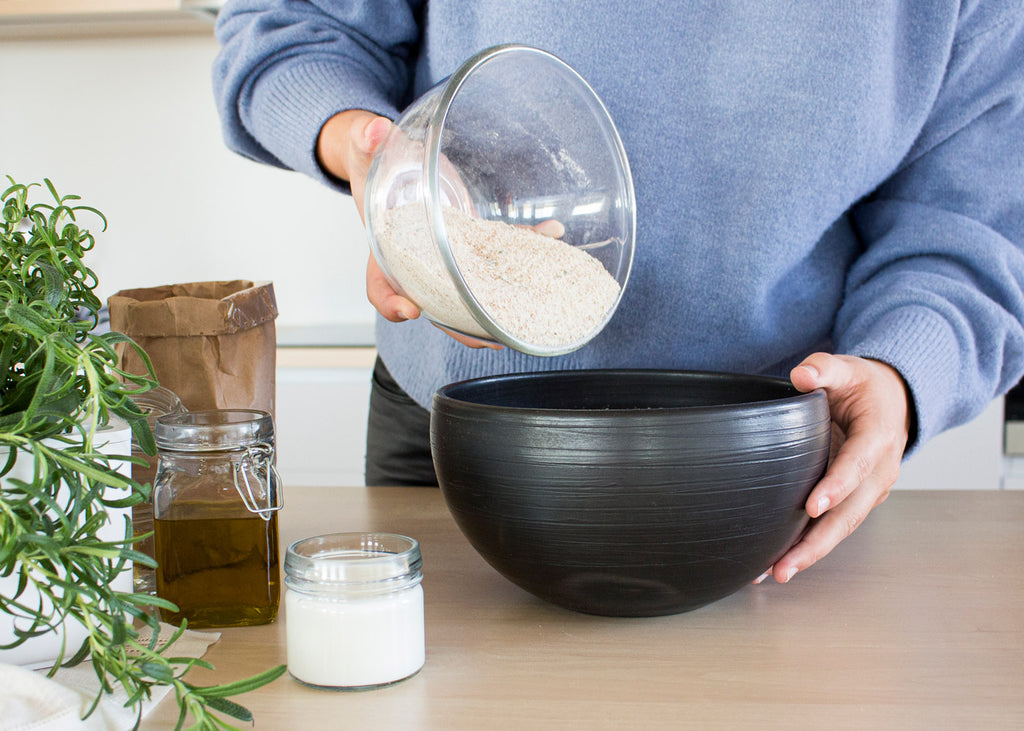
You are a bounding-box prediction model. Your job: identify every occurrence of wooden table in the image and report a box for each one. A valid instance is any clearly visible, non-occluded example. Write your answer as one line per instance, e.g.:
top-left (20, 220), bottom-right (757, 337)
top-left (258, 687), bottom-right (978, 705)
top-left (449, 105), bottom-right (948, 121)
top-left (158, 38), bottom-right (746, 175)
top-left (144, 488), bottom-right (1024, 729)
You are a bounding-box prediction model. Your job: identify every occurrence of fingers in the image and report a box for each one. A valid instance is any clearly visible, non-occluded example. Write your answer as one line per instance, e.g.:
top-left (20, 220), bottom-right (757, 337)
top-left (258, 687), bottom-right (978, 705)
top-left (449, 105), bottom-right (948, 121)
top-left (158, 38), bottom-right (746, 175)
top-left (806, 425), bottom-right (896, 520)
top-left (433, 324), bottom-right (505, 350)
top-left (795, 353), bottom-right (907, 515)
top-left (366, 255), bottom-right (419, 322)
top-left (336, 113), bottom-right (498, 353)
top-left (532, 219), bottom-right (565, 238)
top-left (771, 470), bottom-right (888, 584)
top-left (366, 256), bottom-right (504, 350)
top-left (764, 353), bottom-right (909, 584)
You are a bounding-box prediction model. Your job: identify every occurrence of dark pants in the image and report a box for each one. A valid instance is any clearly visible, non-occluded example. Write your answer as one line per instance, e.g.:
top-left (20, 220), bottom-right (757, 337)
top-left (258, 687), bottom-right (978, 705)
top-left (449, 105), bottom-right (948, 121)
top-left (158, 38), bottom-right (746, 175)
top-left (365, 356), bottom-right (439, 486)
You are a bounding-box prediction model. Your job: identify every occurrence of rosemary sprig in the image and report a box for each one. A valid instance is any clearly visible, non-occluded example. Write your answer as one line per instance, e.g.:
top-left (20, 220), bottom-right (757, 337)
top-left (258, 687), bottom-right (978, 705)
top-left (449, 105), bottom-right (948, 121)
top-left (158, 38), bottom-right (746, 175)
top-left (0, 177), bottom-right (285, 729)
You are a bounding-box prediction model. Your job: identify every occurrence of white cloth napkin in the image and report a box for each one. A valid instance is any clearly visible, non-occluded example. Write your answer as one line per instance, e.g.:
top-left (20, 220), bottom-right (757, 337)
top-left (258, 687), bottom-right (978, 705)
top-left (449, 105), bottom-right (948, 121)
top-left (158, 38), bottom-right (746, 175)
top-left (0, 623), bottom-right (220, 731)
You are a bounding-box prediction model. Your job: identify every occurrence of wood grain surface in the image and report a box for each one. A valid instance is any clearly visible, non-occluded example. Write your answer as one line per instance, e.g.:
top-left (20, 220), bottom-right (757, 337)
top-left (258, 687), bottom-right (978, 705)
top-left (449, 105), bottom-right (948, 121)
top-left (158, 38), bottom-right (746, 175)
top-left (142, 487), bottom-right (1024, 730)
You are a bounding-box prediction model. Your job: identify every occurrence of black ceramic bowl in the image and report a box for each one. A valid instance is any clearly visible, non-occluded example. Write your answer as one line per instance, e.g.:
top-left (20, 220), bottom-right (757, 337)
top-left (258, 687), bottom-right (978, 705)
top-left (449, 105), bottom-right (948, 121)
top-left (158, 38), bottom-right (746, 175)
top-left (430, 370), bottom-right (830, 617)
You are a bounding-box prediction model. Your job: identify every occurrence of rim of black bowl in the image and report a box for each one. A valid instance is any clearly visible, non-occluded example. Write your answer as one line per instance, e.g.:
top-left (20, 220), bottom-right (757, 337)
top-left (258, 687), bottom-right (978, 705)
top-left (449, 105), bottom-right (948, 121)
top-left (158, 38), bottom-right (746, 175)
top-left (432, 369), bottom-right (823, 415)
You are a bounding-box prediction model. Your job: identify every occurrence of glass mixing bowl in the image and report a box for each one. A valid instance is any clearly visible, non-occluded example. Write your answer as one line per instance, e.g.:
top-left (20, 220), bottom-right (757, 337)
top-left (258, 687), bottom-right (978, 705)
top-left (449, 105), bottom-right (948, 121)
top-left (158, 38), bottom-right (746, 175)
top-left (364, 44), bottom-right (635, 356)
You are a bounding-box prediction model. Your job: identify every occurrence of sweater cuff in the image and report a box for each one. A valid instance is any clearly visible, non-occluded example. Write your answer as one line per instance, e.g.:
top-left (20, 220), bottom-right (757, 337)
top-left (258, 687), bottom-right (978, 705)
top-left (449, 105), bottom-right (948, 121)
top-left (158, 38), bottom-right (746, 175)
top-left (245, 59), bottom-right (400, 192)
top-left (837, 305), bottom-right (961, 456)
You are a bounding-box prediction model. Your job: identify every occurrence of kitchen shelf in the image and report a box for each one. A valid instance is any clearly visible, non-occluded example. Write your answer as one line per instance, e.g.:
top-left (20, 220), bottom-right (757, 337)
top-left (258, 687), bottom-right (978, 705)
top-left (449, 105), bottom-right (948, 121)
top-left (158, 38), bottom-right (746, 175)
top-left (276, 347), bottom-right (377, 370)
top-left (0, 0), bottom-right (221, 38)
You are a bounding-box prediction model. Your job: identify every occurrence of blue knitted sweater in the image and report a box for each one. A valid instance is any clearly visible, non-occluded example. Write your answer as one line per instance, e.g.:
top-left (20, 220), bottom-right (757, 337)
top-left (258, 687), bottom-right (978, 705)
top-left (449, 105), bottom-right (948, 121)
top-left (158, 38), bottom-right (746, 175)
top-left (213, 0), bottom-right (1024, 450)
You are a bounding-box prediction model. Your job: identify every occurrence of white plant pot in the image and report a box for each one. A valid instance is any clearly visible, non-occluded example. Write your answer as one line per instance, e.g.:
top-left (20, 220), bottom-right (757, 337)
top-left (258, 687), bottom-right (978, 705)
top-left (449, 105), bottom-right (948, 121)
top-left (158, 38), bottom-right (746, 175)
top-left (0, 419), bottom-right (133, 669)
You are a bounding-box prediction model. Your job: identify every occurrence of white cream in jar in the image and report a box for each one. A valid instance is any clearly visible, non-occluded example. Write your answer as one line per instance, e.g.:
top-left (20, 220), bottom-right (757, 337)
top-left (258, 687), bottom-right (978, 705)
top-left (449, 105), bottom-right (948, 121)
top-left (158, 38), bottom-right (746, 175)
top-left (284, 533), bottom-right (425, 689)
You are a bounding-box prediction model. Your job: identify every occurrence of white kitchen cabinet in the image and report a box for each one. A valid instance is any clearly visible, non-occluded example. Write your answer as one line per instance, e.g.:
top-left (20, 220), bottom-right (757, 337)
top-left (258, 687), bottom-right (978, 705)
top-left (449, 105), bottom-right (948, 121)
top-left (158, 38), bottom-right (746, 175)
top-left (275, 348), bottom-right (375, 489)
top-left (895, 397), bottom-right (1005, 490)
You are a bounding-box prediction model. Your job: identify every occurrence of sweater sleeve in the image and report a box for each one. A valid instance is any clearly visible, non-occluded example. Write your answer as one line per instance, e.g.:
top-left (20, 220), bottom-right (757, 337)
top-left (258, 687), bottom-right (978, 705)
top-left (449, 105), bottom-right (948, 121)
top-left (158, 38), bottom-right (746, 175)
top-left (212, 0), bottom-right (424, 188)
top-left (837, 7), bottom-right (1024, 450)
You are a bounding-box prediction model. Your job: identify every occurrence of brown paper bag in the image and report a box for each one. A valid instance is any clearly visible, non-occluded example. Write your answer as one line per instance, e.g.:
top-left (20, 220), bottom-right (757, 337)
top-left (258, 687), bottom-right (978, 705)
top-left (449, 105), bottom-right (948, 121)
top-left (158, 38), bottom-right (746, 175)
top-left (108, 280), bottom-right (278, 416)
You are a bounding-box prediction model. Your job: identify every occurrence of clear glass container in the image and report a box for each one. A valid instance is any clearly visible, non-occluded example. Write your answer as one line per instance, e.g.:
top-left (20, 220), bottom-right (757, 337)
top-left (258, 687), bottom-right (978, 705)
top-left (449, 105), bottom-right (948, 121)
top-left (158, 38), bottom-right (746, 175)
top-left (129, 386), bottom-right (185, 596)
top-left (153, 409), bottom-right (283, 628)
top-left (284, 533), bottom-right (425, 689)
top-left (365, 44), bottom-right (635, 355)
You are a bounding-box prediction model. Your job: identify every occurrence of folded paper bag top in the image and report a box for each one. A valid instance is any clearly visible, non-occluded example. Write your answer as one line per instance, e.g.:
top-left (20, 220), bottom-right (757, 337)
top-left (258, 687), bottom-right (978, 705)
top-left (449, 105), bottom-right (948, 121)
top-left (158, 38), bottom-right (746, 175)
top-left (108, 280), bottom-right (278, 416)
top-left (109, 279), bottom-right (278, 336)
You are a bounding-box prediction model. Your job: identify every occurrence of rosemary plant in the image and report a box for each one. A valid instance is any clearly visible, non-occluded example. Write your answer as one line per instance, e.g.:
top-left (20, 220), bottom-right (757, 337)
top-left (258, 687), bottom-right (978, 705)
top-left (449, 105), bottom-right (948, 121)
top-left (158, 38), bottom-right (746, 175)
top-left (0, 177), bottom-right (285, 729)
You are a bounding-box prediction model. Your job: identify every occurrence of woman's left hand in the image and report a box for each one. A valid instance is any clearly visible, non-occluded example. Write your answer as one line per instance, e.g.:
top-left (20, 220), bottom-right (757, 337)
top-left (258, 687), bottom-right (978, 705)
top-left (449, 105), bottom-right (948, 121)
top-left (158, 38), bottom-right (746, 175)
top-left (760, 353), bottom-right (911, 584)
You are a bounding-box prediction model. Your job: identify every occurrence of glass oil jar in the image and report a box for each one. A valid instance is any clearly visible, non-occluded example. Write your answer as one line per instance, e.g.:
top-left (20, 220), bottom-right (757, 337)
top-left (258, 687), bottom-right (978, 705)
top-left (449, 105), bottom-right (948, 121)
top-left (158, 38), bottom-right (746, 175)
top-left (284, 533), bottom-right (425, 689)
top-left (128, 386), bottom-right (185, 597)
top-left (153, 409), bottom-right (283, 629)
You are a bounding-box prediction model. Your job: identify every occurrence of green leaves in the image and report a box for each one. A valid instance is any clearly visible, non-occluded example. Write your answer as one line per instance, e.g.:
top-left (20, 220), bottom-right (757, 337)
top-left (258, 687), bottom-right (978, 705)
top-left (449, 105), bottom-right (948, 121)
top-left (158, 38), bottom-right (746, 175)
top-left (1, 177), bottom-right (284, 729)
top-left (193, 664), bottom-right (290, 699)
top-left (169, 664), bottom-right (288, 731)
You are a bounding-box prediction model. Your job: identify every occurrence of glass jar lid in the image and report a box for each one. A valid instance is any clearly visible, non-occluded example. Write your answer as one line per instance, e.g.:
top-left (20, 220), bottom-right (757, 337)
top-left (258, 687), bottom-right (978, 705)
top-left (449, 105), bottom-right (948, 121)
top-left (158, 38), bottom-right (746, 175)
top-left (284, 533), bottom-right (422, 595)
top-left (154, 409), bottom-right (274, 452)
top-left (131, 386), bottom-right (186, 424)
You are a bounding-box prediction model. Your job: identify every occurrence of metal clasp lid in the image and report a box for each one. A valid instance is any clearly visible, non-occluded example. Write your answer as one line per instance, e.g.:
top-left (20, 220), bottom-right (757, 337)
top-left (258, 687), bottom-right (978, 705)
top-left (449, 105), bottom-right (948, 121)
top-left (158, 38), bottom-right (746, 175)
top-left (155, 409), bottom-right (285, 520)
top-left (233, 442), bottom-right (284, 520)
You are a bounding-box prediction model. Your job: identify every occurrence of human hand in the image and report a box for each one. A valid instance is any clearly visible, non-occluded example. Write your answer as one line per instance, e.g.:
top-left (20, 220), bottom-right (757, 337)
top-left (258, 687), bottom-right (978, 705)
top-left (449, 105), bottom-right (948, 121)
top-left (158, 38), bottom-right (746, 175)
top-left (317, 111), bottom-right (422, 326)
top-left (316, 109), bottom-right (391, 220)
top-left (319, 111), bottom-right (510, 350)
top-left (364, 254), bottom-right (500, 349)
top-left (318, 111), bottom-right (495, 348)
top-left (758, 353), bottom-right (911, 584)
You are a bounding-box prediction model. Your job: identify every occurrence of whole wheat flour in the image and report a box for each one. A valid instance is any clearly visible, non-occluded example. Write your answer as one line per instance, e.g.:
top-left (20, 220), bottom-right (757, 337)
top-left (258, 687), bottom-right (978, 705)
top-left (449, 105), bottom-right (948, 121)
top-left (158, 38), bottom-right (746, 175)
top-left (375, 204), bottom-right (621, 348)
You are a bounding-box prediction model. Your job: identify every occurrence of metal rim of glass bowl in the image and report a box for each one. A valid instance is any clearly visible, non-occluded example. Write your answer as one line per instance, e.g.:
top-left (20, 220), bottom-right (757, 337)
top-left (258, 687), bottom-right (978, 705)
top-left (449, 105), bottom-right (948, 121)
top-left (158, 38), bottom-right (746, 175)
top-left (423, 43), bottom-right (637, 357)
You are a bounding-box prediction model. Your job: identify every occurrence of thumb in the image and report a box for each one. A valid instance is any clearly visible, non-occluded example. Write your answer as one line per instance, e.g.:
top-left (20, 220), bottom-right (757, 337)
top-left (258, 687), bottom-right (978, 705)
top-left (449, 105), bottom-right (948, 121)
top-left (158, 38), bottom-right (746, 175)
top-left (790, 352), bottom-right (854, 394)
top-left (316, 110), bottom-right (392, 185)
top-left (347, 116), bottom-right (393, 221)
top-left (351, 115), bottom-right (392, 157)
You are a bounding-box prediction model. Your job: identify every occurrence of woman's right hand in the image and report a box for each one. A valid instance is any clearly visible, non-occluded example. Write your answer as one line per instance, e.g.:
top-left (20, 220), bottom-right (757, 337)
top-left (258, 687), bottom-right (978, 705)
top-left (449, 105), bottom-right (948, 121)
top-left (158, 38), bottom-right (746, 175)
top-left (318, 110), bottom-right (422, 323)
top-left (317, 110), bottom-right (501, 348)
top-left (316, 109), bottom-right (392, 221)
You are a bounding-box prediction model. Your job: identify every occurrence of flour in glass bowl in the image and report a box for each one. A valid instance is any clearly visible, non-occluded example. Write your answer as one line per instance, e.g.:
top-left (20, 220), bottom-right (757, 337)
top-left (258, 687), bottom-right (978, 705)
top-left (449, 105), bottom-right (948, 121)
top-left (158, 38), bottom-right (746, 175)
top-left (375, 204), bottom-right (621, 348)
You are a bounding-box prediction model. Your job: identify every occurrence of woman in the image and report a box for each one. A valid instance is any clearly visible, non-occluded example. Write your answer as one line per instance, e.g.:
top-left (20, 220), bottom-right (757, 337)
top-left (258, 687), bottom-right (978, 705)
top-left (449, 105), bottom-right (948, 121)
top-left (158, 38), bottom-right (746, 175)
top-left (213, 0), bottom-right (1024, 583)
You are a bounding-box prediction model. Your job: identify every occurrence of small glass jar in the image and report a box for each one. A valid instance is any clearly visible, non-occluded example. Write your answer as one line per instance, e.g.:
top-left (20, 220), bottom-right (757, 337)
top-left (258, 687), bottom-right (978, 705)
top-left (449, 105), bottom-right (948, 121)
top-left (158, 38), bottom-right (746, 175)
top-left (153, 409), bottom-right (283, 629)
top-left (128, 386), bottom-right (186, 596)
top-left (284, 533), bottom-right (425, 689)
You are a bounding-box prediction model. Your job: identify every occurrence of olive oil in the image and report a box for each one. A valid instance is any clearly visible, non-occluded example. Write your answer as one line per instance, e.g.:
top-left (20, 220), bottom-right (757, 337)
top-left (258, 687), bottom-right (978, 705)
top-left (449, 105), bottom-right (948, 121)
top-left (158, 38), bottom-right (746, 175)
top-left (155, 513), bottom-right (280, 628)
